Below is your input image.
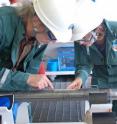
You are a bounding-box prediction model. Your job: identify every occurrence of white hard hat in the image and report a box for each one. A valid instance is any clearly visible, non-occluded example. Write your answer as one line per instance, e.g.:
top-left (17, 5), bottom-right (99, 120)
top-left (71, 0), bottom-right (104, 41)
top-left (33, 0), bottom-right (103, 42)
top-left (0, 0), bottom-right (10, 6)
top-left (96, 0), bottom-right (117, 21)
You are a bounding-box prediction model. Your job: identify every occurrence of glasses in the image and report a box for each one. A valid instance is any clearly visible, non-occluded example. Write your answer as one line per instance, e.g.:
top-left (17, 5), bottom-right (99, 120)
top-left (47, 30), bottom-right (56, 41)
top-left (95, 32), bottom-right (105, 37)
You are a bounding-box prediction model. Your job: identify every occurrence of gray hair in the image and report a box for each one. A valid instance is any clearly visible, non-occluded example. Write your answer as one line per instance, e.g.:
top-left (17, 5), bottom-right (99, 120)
top-left (14, 1), bottom-right (35, 20)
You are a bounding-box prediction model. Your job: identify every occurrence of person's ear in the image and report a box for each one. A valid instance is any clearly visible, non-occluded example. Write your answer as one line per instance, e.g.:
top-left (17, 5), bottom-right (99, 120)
top-left (33, 15), bottom-right (39, 27)
top-left (33, 15), bottom-right (39, 22)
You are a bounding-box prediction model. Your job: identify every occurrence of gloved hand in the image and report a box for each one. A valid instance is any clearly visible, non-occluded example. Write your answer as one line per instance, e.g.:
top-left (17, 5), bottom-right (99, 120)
top-left (27, 74), bottom-right (54, 90)
top-left (67, 77), bottom-right (82, 90)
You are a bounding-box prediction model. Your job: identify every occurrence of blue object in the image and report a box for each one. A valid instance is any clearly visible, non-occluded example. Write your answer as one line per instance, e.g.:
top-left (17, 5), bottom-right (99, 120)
top-left (47, 59), bottom-right (58, 71)
top-left (0, 95), bottom-right (13, 110)
top-left (12, 102), bottom-right (20, 122)
top-left (12, 102), bottom-right (32, 123)
top-left (0, 97), bottom-right (10, 108)
top-left (57, 47), bottom-right (75, 71)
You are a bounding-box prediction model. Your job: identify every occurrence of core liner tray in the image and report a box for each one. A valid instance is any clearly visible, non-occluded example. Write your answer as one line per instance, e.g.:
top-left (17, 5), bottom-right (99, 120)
top-left (15, 82), bottom-right (85, 123)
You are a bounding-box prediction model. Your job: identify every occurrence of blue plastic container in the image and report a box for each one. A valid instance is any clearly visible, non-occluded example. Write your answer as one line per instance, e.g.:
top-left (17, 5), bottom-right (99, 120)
top-left (47, 59), bottom-right (58, 71)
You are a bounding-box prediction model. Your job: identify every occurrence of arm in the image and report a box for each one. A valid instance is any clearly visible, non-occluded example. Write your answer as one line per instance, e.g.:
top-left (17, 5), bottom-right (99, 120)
top-left (67, 41), bottom-right (93, 89)
top-left (0, 7), bottom-right (28, 90)
top-left (0, 7), bottom-right (54, 91)
top-left (0, 69), bottom-right (54, 91)
top-left (25, 44), bottom-right (54, 90)
top-left (0, 69), bottom-right (29, 90)
top-left (0, 44), bottom-right (54, 91)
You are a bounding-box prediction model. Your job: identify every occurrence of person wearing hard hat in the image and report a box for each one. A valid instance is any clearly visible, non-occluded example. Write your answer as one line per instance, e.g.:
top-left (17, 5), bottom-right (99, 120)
top-left (0, 1), bottom-right (55, 91)
top-left (67, 19), bottom-right (117, 89)
top-left (33, 0), bottom-right (117, 115)
top-left (32, 0), bottom-right (103, 42)
top-left (58, 0), bottom-right (117, 90)
top-left (66, 18), bottom-right (117, 115)
top-left (33, 0), bottom-right (117, 90)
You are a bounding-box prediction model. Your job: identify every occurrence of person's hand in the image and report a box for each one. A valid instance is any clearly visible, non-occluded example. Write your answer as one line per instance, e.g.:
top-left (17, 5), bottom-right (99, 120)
top-left (79, 32), bottom-right (95, 47)
top-left (27, 74), bottom-right (54, 90)
top-left (67, 78), bottom-right (82, 90)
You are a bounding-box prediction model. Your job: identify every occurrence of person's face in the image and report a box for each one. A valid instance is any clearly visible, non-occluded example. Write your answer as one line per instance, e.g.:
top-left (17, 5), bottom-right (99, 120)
top-left (78, 24), bottom-right (105, 46)
top-left (33, 16), bottom-right (46, 33)
top-left (32, 16), bottom-right (56, 44)
top-left (94, 24), bottom-right (105, 44)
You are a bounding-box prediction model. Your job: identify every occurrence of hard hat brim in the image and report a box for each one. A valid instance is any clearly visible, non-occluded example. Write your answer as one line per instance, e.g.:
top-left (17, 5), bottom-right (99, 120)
top-left (33, 0), bottom-right (103, 42)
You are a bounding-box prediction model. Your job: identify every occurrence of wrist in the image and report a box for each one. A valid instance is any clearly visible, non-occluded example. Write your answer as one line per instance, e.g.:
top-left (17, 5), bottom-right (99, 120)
top-left (27, 74), bottom-right (33, 85)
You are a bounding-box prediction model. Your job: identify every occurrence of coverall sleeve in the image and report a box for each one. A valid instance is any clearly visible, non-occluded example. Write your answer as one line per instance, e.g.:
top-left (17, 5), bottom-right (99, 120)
top-left (0, 19), bottom-right (2, 48)
top-left (0, 7), bottom-right (30, 90)
top-left (74, 41), bottom-right (93, 84)
top-left (0, 68), bottom-right (30, 91)
top-left (2, 45), bottom-right (48, 91)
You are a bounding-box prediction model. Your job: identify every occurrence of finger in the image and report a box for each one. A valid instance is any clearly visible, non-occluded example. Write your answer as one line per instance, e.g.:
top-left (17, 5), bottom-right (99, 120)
top-left (38, 82), bottom-right (44, 90)
top-left (45, 76), bottom-right (54, 89)
top-left (43, 80), bottom-right (48, 88)
top-left (38, 79), bottom-right (45, 89)
top-left (74, 82), bottom-right (81, 90)
top-left (38, 76), bottom-right (52, 89)
top-left (38, 75), bottom-right (48, 89)
top-left (67, 82), bottom-right (80, 90)
top-left (48, 81), bottom-right (54, 90)
top-left (41, 76), bottom-right (49, 88)
top-left (74, 85), bottom-right (81, 90)
top-left (67, 83), bottom-right (75, 89)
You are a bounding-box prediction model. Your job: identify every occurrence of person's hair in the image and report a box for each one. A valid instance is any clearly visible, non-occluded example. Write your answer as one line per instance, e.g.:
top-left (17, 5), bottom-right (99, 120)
top-left (15, 1), bottom-right (35, 21)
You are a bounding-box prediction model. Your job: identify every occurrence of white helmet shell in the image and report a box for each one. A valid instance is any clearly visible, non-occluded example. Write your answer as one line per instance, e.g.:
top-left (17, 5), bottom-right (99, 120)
top-left (71, 0), bottom-right (103, 41)
top-left (33, 0), bottom-right (76, 42)
top-left (0, 0), bottom-right (10, 6)
top-left (96, 0), bottom-right (117, 21)
top-left (33, 0), bottom-right (103, 42)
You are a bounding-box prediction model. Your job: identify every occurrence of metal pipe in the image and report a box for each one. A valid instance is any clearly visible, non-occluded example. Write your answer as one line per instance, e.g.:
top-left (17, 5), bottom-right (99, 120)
top-left (0, 88), bottom-right (115, 100)
top-left (0, 88), bottom-right (117, 101)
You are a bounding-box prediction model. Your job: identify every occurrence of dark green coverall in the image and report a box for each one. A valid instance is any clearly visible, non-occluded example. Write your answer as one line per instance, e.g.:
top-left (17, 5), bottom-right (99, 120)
top-left (75, 19), bottom-right (117, 115)
top-left (75, 19), bottom-right (117, 88)
top-left (0, 6), bottom-right (47, 91)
